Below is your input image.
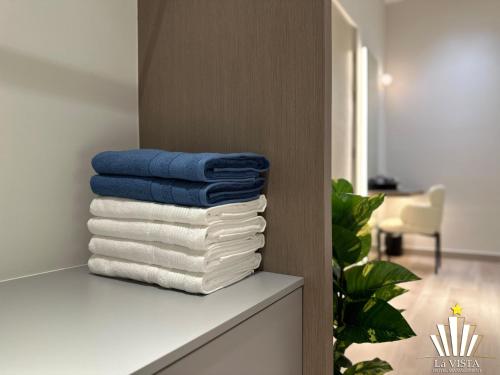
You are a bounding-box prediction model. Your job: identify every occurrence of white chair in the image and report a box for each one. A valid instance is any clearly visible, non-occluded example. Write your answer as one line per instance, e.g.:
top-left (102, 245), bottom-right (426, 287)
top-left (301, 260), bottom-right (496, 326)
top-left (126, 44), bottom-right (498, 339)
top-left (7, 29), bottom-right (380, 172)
top-left (377, 185), bottom-right (445, 274)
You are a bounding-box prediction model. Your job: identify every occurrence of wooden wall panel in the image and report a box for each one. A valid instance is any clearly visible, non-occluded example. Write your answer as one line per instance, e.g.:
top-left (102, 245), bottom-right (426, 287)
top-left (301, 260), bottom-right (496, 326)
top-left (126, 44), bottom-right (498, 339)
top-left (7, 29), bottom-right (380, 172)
top-left (138, 1), bottom-right (332, 374)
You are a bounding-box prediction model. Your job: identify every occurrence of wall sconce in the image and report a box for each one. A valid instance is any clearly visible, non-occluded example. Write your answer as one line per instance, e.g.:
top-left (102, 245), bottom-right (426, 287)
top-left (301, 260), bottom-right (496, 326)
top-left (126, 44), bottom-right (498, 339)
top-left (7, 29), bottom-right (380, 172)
top-left (381, 73), bottom-right (393, 87)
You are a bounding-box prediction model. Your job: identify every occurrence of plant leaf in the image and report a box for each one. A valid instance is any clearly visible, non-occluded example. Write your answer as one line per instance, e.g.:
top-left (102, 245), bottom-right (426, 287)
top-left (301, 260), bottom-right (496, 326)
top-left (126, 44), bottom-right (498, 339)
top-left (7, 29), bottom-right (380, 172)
top-left (338, 298), bottom-right (416, 343)
top-left (332, 259), bottom-right (341, 281)
top-left (332, 192), bottom-right (361, 231)
top-left (332, 192), bottom-right (384, 234)
top-left (332, 178), bottom-right (354, 194)
top-left (333, 338), bottom-right (351, 353)
top-left (352, 194), bottom-right (384, 231)
top-left (343, 358), bottom-right (393, 375)
top-left (345, 261), bottom-right (420, 299)
top-left (357, 224), bottom-right (372, 260)
top-left (372, 284), bottom-right (408, 302)
top-left (333, 225), bottom-right (362, 268)
top-left (334, 352), bottom-right (352, 369)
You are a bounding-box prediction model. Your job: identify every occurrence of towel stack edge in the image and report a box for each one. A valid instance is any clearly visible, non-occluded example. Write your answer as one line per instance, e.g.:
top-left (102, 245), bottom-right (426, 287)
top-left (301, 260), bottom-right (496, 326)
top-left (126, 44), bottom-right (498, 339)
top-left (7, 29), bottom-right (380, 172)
top-left (88, 253), bottom-right (262, 294)
top-left (87, 149), bottom-right (269, 294)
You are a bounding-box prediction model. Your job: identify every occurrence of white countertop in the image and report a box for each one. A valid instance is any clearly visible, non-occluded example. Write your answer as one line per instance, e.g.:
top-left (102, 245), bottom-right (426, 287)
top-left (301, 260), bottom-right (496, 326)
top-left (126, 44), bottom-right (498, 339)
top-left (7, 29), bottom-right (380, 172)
top-left (0, 266), bottom-right (303, 374)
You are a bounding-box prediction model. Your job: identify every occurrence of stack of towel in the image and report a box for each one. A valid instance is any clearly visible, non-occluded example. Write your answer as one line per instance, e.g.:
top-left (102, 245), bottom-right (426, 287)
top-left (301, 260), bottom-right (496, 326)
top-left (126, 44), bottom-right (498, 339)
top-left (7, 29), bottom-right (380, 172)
top-left (87, 149), bottom-right (269, 294)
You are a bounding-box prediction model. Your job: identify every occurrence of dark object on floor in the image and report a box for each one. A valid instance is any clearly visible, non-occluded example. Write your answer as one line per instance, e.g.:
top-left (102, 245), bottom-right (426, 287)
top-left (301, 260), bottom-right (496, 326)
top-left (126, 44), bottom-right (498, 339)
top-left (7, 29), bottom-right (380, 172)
top-left (385, 233), bottom-right (403, 256)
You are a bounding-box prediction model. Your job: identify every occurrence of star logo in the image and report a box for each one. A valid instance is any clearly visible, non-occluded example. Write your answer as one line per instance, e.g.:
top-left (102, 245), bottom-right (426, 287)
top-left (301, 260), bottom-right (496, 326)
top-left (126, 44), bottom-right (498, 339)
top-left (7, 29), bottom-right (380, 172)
top-left (451, 304), bottom-right (462, 316)
top-left (427, 304), bottom-right (493, 371)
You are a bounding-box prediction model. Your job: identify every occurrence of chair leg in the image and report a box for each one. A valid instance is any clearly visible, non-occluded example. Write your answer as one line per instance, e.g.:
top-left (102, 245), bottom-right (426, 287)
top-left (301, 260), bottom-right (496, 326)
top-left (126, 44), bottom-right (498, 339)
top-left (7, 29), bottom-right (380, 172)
top-left (377, 229), bottom-right (382, 260)
top-left (435, 232), bottom-right (441, 274)
top-left (437, 232), bottom-right (442, 268)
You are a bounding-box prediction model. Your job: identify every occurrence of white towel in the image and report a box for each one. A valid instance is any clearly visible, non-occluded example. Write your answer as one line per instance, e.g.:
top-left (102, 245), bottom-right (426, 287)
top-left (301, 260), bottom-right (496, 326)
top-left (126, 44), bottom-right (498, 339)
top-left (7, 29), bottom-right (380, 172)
top-left (88, 253), bottom-right (262, 294)
top-left (87, 216), bottom-right (266, 250)
top-left (89, 235), bottom-right (265, 273)
top-left (90, 195), bottom-right (267, 225)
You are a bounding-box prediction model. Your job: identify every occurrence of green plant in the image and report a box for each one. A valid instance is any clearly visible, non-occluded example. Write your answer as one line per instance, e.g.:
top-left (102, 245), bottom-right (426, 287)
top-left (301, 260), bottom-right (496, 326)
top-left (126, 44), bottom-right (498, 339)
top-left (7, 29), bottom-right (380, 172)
top-left (332, 179), bottom-right (420, 375)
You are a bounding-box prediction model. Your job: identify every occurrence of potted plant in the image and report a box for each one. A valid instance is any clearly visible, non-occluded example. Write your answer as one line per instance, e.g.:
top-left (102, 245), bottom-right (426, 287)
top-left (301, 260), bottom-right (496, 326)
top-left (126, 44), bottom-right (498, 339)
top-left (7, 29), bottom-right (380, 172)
top-left (332, 179), bottom-right (420, 374)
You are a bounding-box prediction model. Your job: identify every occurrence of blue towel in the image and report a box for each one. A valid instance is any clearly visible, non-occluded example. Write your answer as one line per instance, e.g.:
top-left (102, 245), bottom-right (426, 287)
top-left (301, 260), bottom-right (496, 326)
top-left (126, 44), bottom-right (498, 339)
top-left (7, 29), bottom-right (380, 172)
top-left (92, 149), bottom-right (269, 182)
top-left (90, 175), bottom-right (266, 207)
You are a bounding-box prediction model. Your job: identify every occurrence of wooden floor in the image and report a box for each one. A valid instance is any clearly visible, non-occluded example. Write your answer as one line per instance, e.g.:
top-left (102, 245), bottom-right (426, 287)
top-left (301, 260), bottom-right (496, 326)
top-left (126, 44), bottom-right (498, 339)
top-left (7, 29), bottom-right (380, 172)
top-left (346, 252), bottom-right (500, 374)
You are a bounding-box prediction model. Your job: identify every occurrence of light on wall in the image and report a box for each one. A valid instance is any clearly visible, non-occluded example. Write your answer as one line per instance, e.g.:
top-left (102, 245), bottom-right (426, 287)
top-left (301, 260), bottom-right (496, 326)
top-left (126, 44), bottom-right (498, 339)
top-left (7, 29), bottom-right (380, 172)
top-left (381, 73), bottom-right (393, 87)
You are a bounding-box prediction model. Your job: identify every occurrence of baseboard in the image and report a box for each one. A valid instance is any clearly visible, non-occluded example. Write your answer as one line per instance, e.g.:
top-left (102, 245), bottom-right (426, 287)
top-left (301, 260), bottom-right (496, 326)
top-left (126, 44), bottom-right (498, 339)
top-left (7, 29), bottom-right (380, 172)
top-left (401, 245), bottom-right (500, 262)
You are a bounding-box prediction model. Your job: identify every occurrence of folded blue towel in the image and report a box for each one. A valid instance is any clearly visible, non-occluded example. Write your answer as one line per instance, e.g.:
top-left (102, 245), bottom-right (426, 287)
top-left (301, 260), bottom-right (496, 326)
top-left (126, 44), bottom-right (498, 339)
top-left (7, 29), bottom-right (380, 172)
top-left (90, 175), bottom-right (266, 207)
top-left (92, 149), bottom-right (269, 182)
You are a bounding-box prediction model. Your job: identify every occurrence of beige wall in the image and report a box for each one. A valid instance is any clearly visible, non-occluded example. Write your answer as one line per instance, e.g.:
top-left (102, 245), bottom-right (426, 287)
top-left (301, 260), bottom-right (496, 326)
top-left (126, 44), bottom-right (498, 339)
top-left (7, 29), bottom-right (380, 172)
top-left (385, 0), bottom-right (500, 256)
top-left (0, 0), bottom-right (139, 281)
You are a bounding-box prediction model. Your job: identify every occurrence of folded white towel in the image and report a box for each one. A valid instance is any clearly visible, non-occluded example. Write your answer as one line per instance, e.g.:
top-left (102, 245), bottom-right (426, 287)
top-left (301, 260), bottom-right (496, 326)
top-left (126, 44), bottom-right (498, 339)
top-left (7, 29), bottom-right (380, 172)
top-left (88, 253), bottom-right (262, 294)
top-left (87, 216), bottom-right (266, 250)
top-left (90, 195), bottom-right (267, 225)
top-left (89, 234), bottom-right (265, 273)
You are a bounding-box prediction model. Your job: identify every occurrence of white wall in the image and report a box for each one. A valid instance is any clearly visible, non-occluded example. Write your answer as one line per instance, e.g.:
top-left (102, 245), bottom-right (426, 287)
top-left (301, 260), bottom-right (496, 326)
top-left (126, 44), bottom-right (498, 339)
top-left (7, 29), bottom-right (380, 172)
top-left (338, 0), bottom-right (385, 64)
top-left (0, 0), bottom-right (139, 281)
top-left (332, 3), bottom-right (357, 182)
top-left (338, 0), bottom-right (388, 175)
top-left (385, 0), bottom-right (500, 256)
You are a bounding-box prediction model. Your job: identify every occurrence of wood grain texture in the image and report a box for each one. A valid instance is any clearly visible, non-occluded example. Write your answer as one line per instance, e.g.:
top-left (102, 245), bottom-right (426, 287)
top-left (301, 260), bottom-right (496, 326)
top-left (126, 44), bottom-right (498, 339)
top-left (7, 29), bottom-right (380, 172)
top-left (138, 0), bottom-right (333, 373)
